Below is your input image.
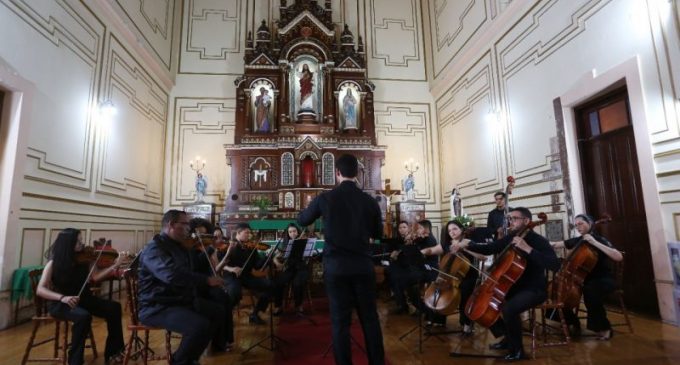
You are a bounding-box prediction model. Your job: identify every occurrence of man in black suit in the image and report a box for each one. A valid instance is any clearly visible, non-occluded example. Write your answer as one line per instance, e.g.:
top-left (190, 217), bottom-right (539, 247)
top-left (297, 154), bottom-right (385, 365)
top-left (456, 207), bottom-right (560, 361)
top-left (487, 191), bottom-right (507, 239)
top-left (137, 210), bottom-right (225, 365)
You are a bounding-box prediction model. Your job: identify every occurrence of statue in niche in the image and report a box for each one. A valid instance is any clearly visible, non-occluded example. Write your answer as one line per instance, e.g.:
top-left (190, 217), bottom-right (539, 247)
top-left (298, 63), bottom-right (314, 111)
top-left (195, 173), bottom-right (207, 202)
top-left (342, 88), bottom-right (358, 129)
top-left (402, 173), bottom-right (415, 201)
top-left (255, 87), bottom-right (272, 132)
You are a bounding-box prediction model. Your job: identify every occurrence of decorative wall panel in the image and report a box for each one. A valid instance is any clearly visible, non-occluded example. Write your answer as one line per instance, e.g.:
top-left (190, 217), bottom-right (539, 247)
top-left (179, 0), bottom-right (244, 74)
top-left (114, 0), bottom-right (175, 70)
top-left (170, 98), bottom-right (236, 207)
top-left (97, 35), bottom-right (167, 202)
top-left (374, 102), bottom-right (435, 204)
top-left (0, 0), bottom-right (105, 188)
top-left (427, 0), bottom-right (489, 78)
top-left (367, 0), bottom-right (425, 80)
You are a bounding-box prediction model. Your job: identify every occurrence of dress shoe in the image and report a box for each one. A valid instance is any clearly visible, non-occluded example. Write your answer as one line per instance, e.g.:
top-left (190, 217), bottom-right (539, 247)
top-left (596, 329), bottom-right (613, 340)
top-left (249, 314), bottom-right (266, 325)
top-left (503, 349), bottom-right (526, 361)
top-left (272, 308), bottom-right (283, 316)
top-left (489, 338), bottom-right (509, 350)
top-left (389, 306), bottom-right (409, 315)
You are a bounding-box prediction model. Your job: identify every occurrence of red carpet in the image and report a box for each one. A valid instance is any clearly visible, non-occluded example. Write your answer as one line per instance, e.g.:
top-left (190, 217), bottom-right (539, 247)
top-left (274, 298), bottom-right (390, 364)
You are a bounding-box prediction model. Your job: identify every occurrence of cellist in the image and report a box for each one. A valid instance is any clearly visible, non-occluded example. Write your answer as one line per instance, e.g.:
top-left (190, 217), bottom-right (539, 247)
top-left (453, 207), bottom-right (560, 361)
top-left (421, 219), bottom-right (486, 336)
top-left (550, 214), bottom-right (623, 340)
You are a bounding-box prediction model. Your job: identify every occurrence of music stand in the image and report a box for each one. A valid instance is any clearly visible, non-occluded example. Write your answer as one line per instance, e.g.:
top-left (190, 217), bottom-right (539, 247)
top-left (281, 238), bottom-right (317, 325)
top-left (242, 239), bottom-right (289, 355)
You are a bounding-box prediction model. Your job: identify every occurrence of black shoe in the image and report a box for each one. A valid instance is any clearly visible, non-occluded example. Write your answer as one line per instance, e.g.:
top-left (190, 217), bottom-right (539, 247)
top-left (503, 349), bottom-right (526, 361)
top-left (249, 314), bottom-right (266, 325)
top-left (272, 309), bottom-right (283, 316)
top-left (489, 338), bottom-right (509, 350)
top-left (389, 306), bottom-right (409, 315)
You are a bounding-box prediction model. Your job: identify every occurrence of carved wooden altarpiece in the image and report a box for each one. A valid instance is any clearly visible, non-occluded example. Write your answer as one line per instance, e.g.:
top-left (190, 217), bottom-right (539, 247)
top-left (222, 0), bottom-right (384, 225)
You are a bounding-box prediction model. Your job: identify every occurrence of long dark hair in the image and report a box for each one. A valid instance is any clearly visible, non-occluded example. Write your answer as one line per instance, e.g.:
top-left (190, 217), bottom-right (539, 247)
top-left (440, 220), bottom-right (464, 247)
top-left (50, 228), bottom-right (81, 289)
top-left (284, 223), bottom-right (301, 244)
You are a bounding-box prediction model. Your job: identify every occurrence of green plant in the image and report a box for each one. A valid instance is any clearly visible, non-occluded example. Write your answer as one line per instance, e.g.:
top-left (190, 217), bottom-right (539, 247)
top-left (251, 196), bottom-right (271, 211)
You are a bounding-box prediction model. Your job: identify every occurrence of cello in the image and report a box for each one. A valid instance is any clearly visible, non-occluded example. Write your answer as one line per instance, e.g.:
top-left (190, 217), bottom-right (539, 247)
top-left (550, 214), bottom-right (612, 308)
top-left (423, 249), bottom-right (473, 316)
top-left (464, 212), bottom-right (548, 328)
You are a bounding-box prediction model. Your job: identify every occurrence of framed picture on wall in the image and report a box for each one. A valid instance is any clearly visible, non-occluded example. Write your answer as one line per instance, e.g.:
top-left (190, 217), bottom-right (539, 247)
top-left (669, 242), bottom-right (680, 290)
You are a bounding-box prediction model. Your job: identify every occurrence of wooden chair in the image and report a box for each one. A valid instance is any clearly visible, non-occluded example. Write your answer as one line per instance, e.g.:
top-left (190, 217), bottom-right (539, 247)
top-left (605, 253), bottom-right (633, 333)
top-left (122, 269), bottom-right (172, 364)
top-left (525, 272), bottom-right (571, 359)
top-left (577, 252), bottom-right (634, 334)
top-left (21, 269), bottom-right (98, 365)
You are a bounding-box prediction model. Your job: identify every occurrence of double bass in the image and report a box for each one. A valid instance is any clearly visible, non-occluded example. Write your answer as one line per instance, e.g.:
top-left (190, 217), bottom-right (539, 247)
top-left (550, 215), bottom-right (612, 308)
top-left (464, 212), bottom-right (548, 328)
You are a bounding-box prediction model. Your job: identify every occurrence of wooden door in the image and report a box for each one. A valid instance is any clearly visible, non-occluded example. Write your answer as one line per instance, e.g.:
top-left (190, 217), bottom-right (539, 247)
top-left (575, 87), bottom-right (658, 316)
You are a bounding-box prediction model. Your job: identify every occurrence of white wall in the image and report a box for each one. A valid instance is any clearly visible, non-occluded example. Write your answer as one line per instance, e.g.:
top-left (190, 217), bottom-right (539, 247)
top-left (0, 0), bottom-right (181, 328)
top-left (426, 0), bottom-right (680, 322)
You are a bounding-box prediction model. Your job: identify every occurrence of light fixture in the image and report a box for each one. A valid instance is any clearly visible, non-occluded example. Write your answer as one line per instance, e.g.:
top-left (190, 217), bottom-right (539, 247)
top-left (189, 155), bottom-right (206, 174)
top-left (98, 100), bottom-right (117, 120)
top-left (403, 158), bottom-right (419, 174)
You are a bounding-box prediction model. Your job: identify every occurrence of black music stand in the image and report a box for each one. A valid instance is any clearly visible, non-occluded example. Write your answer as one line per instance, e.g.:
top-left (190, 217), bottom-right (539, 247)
top-left (242, 239), bottom-right (289, 355)
top-left (281, 238), bottom-right (317, 325)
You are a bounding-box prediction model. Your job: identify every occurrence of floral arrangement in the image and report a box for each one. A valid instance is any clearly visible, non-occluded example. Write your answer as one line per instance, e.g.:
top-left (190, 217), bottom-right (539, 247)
top-left (452, 214), bottom-right (474, 229)
top-left (251, 196), bottom-right (271, 211)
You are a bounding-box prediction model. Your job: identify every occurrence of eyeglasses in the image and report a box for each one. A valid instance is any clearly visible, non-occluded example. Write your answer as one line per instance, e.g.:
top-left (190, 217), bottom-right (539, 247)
top-left (506, 216), bottom-right (526, 222)
top-left (174, 221), bottom-right (190, 226)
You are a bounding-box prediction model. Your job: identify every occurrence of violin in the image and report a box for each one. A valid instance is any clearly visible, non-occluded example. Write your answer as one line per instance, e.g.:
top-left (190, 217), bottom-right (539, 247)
top-left (550, 214), bottom-right (612, 308)
top-left (75, 246), bottom-right (134, 269)
top-left (464, 212), bottom-right (548, 328)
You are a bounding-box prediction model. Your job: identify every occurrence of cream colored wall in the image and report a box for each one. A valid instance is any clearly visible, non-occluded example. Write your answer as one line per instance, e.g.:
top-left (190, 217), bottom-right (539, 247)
top-left (426, 0), bottom-right (680, 322)
top-left (0, 0), bottom-right (181, 328)
top-left (166, 0), bottom-right (442, 232)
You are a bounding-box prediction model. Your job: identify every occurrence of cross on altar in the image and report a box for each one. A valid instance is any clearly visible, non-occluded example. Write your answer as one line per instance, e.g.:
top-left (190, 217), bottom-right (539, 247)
top-left (376, 179), bottom-right (401, 238)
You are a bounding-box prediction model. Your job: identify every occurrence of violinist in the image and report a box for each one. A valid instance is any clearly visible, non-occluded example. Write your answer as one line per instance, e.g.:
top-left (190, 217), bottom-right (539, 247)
top-left (387, 220), bottom-right (439, 324)
top-left (550, 214), bottom-right (623, 340)
top-left (272, 223), bottom-right (310, 315)
top-left (188, 218), bottom-right (234, 352)
top-left (421, 219), bottom-right (486, 336)
top-left (137, 210), bottom-right (225, 365)
top-left (36, 228), bottom-right (125, 365)
top-left (454, 207), bottom-right (559, 361)
top-left (217, 222), bottom-right (274, 325)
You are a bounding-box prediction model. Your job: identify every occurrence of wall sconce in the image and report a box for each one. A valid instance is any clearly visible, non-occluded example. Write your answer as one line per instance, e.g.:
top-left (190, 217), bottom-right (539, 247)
top-left (403, 158), bottom-right (420, 175)
top-left (98, 100), bottom-right (117, 121)
top-left (189, 155), bottom-right (206, 174)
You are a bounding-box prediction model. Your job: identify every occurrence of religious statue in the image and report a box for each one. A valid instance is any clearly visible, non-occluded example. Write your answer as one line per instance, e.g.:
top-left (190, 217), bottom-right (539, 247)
top-left (450, 187), bottom-right (462, 217)
top-left (342, 89), bottom-right (358, 129)
top-left (402, 173), bottom-right (415, 201)
top-left (298, 63), bottom-right (314, 111)
top-left (254, 87), bottom-right (271, 132)
top-left (195, 173), bottom-right (207, 202)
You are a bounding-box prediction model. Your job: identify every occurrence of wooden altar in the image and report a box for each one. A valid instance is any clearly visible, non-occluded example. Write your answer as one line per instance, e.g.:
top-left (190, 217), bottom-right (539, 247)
top-left (221, 0), bottom-right (385, 227)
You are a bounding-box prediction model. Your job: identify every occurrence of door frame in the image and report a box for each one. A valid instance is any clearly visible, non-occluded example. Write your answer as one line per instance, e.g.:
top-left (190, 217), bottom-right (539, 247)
top-left (556, 57), bottom-right (669, 320)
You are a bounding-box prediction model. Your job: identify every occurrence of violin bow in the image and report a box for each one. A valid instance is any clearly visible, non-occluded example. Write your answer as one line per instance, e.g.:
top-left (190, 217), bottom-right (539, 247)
top-left (194, 233), bottom-right (220, 277)
top-left (77, 247), bottom-right (105, 298)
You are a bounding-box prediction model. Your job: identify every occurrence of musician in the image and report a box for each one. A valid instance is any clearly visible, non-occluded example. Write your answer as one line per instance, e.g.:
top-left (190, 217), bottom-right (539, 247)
top-left (422, 219), bottom-right (485, 336)
top-left (454, 207), bottom-right (560, 361)
top-left (297, 153), bottom-right (385, 365)
top-left (487, 191), bottom-right (508, 239)
top-left (36, 228), bottom-right (125, 365)
top-left (551, 214), bottom-right (623, 340)
top-left (188, 218), bottom-right (235, 352)
top-left (272, 223), bottom-right (310, 315)
top-left (217, 222), bottom-right (274, 325)
top-left (137, 210), bottom-right (225, 365)
top-left (388, 220), bottom-right (440, 324)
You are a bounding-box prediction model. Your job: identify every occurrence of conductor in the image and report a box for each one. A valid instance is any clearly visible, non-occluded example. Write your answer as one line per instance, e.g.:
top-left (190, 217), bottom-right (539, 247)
top-left (297, 154), bottom-right (385, 365)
